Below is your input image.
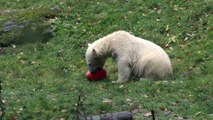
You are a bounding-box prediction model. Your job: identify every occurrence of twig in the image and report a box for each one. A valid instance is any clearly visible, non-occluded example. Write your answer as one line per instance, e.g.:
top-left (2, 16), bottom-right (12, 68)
top-left (78, 111), bottom-right (133, 120)
top-left (80, 96), bottom-right (87, 120)
top-left (151, 110), bottom-right (155, 120)
top-left (66, 90), bottom-right (87, 120)
top-left (71, 95), bottom-right (81, 120)
top-left (0, 80), bottom-right (4, 119)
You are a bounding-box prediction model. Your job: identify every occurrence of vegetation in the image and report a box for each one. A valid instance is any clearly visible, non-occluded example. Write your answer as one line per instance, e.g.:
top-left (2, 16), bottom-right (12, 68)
top-left (0, 0), bottom-right (213, 119)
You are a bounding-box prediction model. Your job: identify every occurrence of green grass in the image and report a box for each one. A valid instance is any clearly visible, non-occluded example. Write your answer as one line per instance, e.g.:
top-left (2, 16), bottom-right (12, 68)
top-left (1, 0), bottom-right (213, 119)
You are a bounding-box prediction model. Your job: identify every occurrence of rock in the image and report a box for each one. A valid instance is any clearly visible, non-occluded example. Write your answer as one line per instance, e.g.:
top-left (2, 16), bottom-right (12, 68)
top-left (3, 21), bottom-right (17, 32)
top-left (50, 6), bottom-right (62, 15)
top-left (44, 6), bottom-right (62, 19)
top-left (0, 7), bottom-right (55, 46)
top-left (77, 111), bottom-right (133, 120)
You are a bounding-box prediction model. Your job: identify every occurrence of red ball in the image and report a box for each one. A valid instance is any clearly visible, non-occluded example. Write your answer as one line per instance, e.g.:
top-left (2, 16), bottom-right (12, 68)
top-left (86, 68), bottom-right (107, 81)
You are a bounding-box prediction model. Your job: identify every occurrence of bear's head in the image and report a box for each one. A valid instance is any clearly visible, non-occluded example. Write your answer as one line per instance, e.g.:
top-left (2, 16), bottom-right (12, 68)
top-left (86, 43), bottom-right (105, 73)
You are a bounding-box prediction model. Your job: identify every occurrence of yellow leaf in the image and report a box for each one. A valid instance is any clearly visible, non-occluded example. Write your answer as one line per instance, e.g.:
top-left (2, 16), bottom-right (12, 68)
top-left (143, 112), bottom-right (152, 117)
top-left (166, 25), bottom-right (169, 32)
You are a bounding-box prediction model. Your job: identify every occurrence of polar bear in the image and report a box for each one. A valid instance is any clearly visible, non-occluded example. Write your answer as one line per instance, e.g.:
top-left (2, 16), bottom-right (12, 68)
top-left (86, 31), bottom-right (173, 83)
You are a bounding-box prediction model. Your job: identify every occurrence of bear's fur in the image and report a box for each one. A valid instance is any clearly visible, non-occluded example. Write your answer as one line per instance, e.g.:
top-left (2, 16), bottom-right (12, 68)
top-left (86, 31), bottom-right (173, 83)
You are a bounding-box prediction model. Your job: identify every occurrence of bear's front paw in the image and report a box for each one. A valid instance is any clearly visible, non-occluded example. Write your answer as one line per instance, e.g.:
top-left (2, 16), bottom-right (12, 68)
top-left (112, 80), bottom-right (126, 84)
top-left (112, 81), bottom-right (119, 84)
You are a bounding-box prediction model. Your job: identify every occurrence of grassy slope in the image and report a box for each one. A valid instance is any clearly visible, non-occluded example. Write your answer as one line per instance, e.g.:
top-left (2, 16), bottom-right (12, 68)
top-left (1, 0), bottom-right (213, 119)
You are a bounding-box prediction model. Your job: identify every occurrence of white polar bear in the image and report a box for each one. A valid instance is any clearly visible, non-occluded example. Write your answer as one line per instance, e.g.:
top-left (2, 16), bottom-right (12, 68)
top-left (86, 31), bottom-right (173, 83)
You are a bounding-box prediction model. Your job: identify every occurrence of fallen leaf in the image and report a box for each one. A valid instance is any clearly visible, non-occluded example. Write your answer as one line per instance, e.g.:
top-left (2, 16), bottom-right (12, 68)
top-left (126, 98), bottom-right (132, 102)
top-left (61, 109), bottom-right (67, 113)
top-left (176, 116), bottom-right (184, 120)
top-left (177, 23), bottom-right (181, 27)
top-left (185, 52), bottom-right (190, 58)
top-left (159, 106), bottom-right (167, 111)
top-left (144, 95), bottom-right (148, 98)
top-left (126, 98), bottom-right (133, 105)
top-left (20, 60), bottom-right (26, 64)
top-left (163, 43), bottom-right (169, 48)
top-left (0, 110), bottom-right (3, 116)
top-left (208, 114), bottom-right (213, 117)
top-left (19, 52), bottom-right (24, 55)
top-left (173, 5), bottom-right (178, 11)
top-left (164, 111), bottom-right (171, 116)
top-left (131, 108), bottom-right (139, 113)
top-left (143, 112), bottom-right (152, 117)
top-left (156, 18), bottom-right (160, 22)
top-left (187, 32), bottom-right (194, 37)
top-left (31, 61), bottom-right (36, 65)
top-left (195, 111), bottom-right (202, 116)
top-left (163, 80), bottom-right (168, 83)
top-left (169, 36), bottom-right (176, 42)
top-left (19, 107), bottom-right (23, 111)
top-left (102, 98), bottom-right (112, 104)
top-left (171, 101), bottom-right (179, 106)
top-left (80, 60), bottom-right (84, 64)
top-left (2, 100), bottom-right (6, 103)
top-left (12, 44), bottom-right (16, 48)
top-left (119, 85), bottom-right (124, 88)
top-left (166, 25), bottom-right (169, 32)
top-left (128, 11), bottom-right (133, 14)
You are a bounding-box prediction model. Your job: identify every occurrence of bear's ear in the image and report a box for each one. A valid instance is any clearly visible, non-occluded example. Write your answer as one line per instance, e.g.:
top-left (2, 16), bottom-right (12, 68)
top-left (88, 43), bottom-right (92, 47)
top-left (92, 49), bottom-right (98, 56)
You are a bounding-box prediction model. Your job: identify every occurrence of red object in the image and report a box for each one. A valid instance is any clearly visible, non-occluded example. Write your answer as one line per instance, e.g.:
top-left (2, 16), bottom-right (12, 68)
top-left (86, 68), bottom-right (107, 81)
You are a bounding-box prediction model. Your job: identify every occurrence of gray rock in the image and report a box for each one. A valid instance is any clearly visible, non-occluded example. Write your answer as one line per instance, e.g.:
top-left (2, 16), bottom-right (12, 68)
top-left (77, 111), bottom-right (133, 120)
top-left (3, 21), bottom-right (17, 32)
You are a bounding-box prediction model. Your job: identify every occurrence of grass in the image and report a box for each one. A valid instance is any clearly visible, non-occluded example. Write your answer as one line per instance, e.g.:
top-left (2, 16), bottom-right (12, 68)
top-left (0, 0), bottom-right (213, 119)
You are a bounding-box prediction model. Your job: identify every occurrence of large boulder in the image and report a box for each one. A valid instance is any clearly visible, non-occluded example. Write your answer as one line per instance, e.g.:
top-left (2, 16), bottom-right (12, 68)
top-left (0, 7), bottom-right (60, 46)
